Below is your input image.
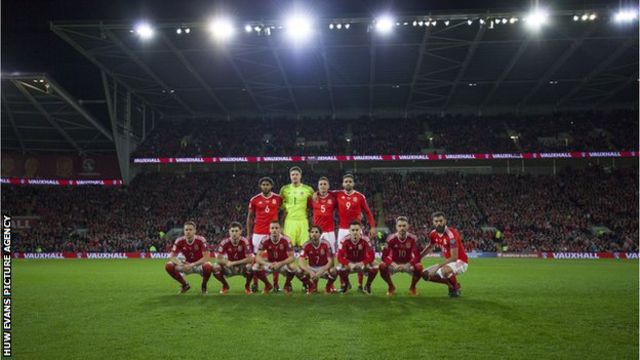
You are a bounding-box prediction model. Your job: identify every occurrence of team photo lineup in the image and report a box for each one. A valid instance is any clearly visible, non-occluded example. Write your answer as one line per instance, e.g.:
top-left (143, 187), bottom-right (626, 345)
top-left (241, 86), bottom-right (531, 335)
top-left (166, 167), bottom-right (466, 297)
top-left (2, 0), bottom-right (639, 359)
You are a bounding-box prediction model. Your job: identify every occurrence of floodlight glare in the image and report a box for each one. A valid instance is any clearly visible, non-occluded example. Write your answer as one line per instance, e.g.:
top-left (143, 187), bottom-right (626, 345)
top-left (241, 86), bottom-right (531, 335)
top-left (208, 17), bottom-right (235, 42)
top-left (581, 14), bottom-right (588, 21)
top-left (614, 9), bottom-right (638, 23)
top-left (525, 8), bottom-right (550, 31)
top-left (345, 23), bottom-right (350, 29)
top-left (176, 28), bottom-right (182, 35)
top-left (245, 24), bottom-right (253, 33)
top-left (375, 15), bottom-right (394, 34)
top-left (285, 13), bottom-right (314, 42)
top-left (134, 22), bottom-right (154, 40)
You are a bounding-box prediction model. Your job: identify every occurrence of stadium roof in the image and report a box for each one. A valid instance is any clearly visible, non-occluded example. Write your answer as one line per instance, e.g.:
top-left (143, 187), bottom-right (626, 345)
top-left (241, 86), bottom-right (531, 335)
top-left (49, 9), bottom-right (638, 119)
top-left (1, 73), bottom-right (115, 154)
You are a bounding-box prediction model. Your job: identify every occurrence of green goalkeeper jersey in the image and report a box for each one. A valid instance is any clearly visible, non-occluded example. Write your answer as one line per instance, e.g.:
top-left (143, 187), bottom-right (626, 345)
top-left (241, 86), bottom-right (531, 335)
top-left (279, 183), bottom-right (314, 221)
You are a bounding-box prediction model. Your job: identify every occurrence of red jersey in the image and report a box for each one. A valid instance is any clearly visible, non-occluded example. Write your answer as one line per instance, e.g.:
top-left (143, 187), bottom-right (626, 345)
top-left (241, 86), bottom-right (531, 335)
top-left (257, 235), bottom-right (293, 262)
top-left (300, 239), bottom-right (333, 267)
top-left (216, 237), bottom-right (252, 261)
top-left (337, 236), bottom-right (374, 265)
top-left (332, 190), bottom-right (375, 229)
top-left (172, 235), bottom-right (208, 263)
top-left (249, 193), bottom-right (282, 235)
top-left (309, 192), bottom-right (337, 232)
top-left (429, 227), bottom-right (468, 263)
top-left (382, 232), bottom-right (420, 265)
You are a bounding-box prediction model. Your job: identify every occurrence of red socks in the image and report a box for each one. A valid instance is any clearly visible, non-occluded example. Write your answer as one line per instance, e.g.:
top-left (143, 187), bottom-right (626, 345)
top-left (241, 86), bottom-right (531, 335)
top-left (202, 263), bottom-right (213, 288)
top-left (165, 262), bottom-right (187, 286)
top-left (410, 264), bottom-right (423, 289)
top-left (284, 272), bottom-right (295, 287)
top-left (256, 270), bottom-right (271, 287)
top-left (213, 271), bottom-right (229, 288)
top-left (365, 268), bottom-right (377, 287)
top-left (379, 264), bottom-right (394, 288)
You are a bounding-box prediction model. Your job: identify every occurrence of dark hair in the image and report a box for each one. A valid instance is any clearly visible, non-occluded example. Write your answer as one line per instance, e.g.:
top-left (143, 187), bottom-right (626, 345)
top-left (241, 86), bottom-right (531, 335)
top-left (184, 221), bottom-right (197, 228)
top-left (258, 177), bottom-right (274, 186)
top-left (396, 216), bottom-right (409, 223)
top-left (431, 211), bottom-right (446, 219)
top-left (289, 166), bottom-right (302, 174)
top-left (349, 221), bottom-right (362, 227)
top-left (343, 173), bottom-right (355, 181)
top-left (318, 176), bottom-right (329, 183)
top-left (309, 225), bottom-right (323, 233)
top-left (270, 220), bottom-right (281, 226)
top-left (229, 221), bottom-right (242, 229)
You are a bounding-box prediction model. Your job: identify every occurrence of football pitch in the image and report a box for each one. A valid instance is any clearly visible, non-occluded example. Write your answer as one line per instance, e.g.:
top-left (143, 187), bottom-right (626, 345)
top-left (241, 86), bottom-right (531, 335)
top-left (13, 258), bottom-right (638, 359)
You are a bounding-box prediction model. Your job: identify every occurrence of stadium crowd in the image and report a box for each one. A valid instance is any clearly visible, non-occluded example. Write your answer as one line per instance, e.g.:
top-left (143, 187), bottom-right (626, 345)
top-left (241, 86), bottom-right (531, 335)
top-left (3, 166), bottom-right (637, 254)
top-left (132, 110), bottom-right (638, 158)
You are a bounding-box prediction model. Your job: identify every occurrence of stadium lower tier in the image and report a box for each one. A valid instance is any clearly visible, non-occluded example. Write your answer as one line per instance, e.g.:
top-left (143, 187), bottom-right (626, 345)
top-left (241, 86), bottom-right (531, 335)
top-left (1, 166), bottom-right (637, 253)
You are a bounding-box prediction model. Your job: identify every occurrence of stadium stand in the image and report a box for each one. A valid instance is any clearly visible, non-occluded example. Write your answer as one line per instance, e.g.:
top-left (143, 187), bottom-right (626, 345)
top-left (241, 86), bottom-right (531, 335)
top-left (3, 166), bottom-right (637, 253)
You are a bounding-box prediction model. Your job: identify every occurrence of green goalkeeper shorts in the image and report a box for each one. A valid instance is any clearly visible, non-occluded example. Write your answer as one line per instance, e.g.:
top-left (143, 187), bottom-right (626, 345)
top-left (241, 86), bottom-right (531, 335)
top-left (283, 219), bottom-right (308, 247)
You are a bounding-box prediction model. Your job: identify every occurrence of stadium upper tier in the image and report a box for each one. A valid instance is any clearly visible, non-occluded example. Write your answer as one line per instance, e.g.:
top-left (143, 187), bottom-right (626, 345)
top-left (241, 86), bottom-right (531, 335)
top-left (132, 110), bottom-right (638, 158)
top-left (2, 167), bottom-right (637, 254)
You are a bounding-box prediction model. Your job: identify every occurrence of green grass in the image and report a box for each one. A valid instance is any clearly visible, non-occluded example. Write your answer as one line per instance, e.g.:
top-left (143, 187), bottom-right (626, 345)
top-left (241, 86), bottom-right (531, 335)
top-left (13, 259), bottom-right (639, 359)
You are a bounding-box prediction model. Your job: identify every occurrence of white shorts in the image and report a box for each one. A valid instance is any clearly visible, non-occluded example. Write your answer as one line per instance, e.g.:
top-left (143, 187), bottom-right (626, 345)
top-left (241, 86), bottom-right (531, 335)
top-left (446, 260), bottom-right (468, 275)
top-left (253, 263), bottom-right (297, 274)
top-left (221, 264), bottom-right (251, 277)
top-left (303, 265), bottom-right (335, 278)
top-left (252, 234), bottom-right (267, 252)
top-left (337, 229), bottom-right (350, 246)
top-left (335, 263), bottom-right (374, 273)
top-left (320, 231), bottom-right (337, 251)
top-left (426, 260), bottom-right (468, 276)
top-left (179, 264), bottom-right (204, 275)
top-left (386, 263), bottom-right (416, 274)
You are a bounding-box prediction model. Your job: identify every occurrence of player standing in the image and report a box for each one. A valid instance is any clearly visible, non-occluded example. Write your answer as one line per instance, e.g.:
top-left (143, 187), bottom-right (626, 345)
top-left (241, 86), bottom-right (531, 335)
top-left (164, 221), bottom-right (214, 294)
top-left (279, 166), bottom-right (314, 249)
top-left (378, 216), bottom-right (423, 296)
top-left (421, 211), bottom-right (468, 297)
top-left (213, 222), bottom-right (254, 294)
top-left (253, 221), bottom-right (298, 294)
top-left (331, 174), bottom-right (376, 290)
top-left (334, 174), bottom-right (376, 242)
top-left (336, 222), bottom-right (378, 294)
top-left (247, 176), bottom-right (282, 292)
top-left (309, 176), bottom-right (338, 251)
top-left (297, 225), bottom-right (337, 294)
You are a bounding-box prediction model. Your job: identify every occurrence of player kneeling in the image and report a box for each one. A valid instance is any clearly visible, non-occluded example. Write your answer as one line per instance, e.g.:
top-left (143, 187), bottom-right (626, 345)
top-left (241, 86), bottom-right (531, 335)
top-left (253, 221), bottom-right (298, 294)
top-left (378, 216), bottom-right (423, 296)
top-left (297, 225), bottom-right (337, 295)
top-left (421, 211), bottom-right (468, 297)
top-left (165, 221), bottom-right (214, 294)
top-left (336, 222), bottom-right (378, 294)
top-left (213, 222), bottom-right (254, 295)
